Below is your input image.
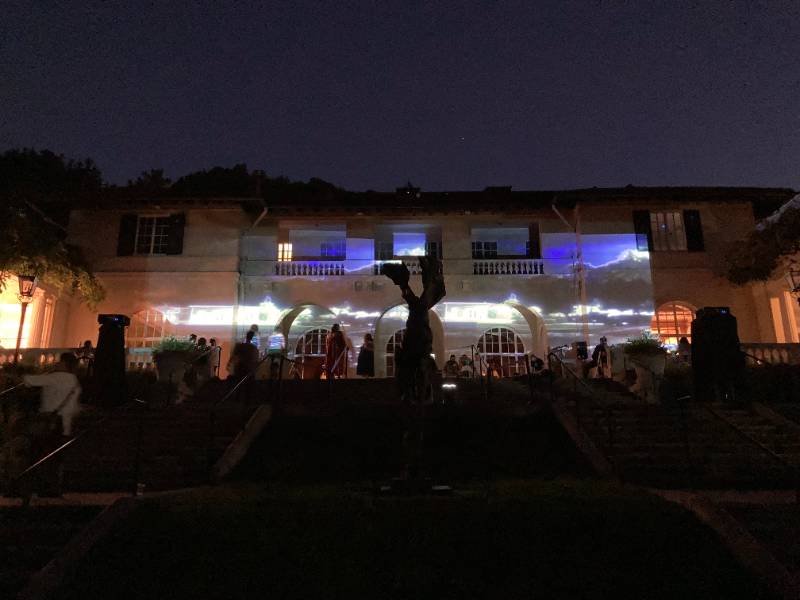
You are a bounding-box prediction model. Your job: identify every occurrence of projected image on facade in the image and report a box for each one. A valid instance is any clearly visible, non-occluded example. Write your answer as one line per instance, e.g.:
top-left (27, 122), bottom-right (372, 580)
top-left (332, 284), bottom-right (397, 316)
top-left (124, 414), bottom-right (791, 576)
top-left (144, 232), bottom-right (654, 378)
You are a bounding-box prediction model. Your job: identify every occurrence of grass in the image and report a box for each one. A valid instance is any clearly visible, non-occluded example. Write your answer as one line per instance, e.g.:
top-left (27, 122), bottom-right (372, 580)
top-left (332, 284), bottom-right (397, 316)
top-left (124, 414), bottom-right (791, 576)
top-left (57, 480), bottom-right (773, 599)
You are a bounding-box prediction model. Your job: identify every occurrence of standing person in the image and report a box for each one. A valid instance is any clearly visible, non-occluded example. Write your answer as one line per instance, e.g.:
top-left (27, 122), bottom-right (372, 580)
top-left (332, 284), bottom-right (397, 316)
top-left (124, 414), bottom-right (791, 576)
top-left (188, 334), bottom-right (198, 346)
top-left (325, 323), bottom-right (348, 379)
top-left (23, 353), bottom-right (82, 496)
top-left (584, 336), bottom-right (610, 378)
top-left (75, 340), bottom-right (95, 376)
top-left (356, 333), bottom-right (375, 377)
top-left (677, 336), bottom-right (691, 363)
top-left (208, 338), bottom-right (222, 377)
top-left (247, 324), bottom-right (261, 351)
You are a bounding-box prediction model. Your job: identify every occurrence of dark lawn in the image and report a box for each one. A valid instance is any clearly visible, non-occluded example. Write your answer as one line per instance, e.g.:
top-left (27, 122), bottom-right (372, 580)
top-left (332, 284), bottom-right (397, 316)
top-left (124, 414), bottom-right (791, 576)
top-left (57, 481), bottom-right (772, 600)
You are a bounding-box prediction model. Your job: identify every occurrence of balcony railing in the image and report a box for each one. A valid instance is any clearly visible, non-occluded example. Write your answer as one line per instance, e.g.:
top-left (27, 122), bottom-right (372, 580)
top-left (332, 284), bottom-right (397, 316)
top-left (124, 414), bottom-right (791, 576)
top-left (0, 348), bottom-right (75, 367)
top-left (472, 259), bottom-right (545, 275)
top-left (741, 343), bottom-right (800, 366)
top-left (275, 261), bottom-right (346, 277)
top-left (372, 260), bottom-right (424, 275)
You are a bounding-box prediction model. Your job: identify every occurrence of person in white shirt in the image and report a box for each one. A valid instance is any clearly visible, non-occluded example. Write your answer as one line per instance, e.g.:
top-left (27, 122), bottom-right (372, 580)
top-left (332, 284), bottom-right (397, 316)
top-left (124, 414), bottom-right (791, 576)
top-left (24, 353), bottom-right (82, 436)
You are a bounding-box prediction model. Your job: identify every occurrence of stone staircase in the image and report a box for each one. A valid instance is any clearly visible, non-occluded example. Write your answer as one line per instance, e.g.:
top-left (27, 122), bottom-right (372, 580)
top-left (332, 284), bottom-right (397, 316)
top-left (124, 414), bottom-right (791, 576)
top-left (558, 379), bottom-right (800, 489)
top-left (59, 394), bottom-right (257, 492)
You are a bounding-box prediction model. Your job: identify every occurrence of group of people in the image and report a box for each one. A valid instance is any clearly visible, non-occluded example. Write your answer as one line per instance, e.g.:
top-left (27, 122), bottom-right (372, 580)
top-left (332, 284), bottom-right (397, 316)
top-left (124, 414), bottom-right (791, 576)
top-left (443, 354), bottom-right (476, 378)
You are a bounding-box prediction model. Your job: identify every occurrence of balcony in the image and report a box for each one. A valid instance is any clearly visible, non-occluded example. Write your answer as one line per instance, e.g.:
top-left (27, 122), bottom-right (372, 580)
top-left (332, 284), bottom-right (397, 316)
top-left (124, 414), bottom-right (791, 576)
top-left (472, 259), bottom-right (545, 276)
top-left (274, 261), bottom-right (346, 277)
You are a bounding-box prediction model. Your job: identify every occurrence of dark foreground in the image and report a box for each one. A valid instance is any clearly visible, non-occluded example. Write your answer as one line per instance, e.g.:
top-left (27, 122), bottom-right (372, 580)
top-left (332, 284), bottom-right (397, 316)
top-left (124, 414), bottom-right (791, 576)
top-left (56, 481), bottom-right (772, 600)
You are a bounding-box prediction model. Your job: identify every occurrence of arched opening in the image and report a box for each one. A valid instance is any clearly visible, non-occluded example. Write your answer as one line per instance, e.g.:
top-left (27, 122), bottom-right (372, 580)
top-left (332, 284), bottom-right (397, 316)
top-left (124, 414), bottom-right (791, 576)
top-left (374, 304), bottom-right (445, 378)
top-left (385, 328), bottom-right (406, 377)
top-left (127, 308), bottom-right (176, 369)
top-left (292, 327), bottom-right (329, 379)
top-left (651, 302), bottom-right (695, 346)
top-left (476, 326), bottom-right (527, 377)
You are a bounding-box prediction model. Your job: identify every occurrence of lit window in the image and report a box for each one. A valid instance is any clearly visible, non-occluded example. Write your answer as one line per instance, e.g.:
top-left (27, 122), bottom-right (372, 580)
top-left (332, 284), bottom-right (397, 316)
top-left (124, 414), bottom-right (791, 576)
top-left (650, 212), bottom-right (687, 251)
top-left (651, 302), bottom-right (695, 346)
top-left (135, 216), bottom-right (171, 255)
top-left (278, 243), bottom-right (293, 261)
top-left (295, 328), bottom-right (328, 357)
top-left (476, 327), bottom-right (526, 377)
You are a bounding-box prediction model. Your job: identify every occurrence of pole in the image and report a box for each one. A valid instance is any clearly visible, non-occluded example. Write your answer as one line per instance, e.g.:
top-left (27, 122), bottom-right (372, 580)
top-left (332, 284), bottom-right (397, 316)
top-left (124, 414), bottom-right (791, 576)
top-left (13, 302), bottom-right (29, 366)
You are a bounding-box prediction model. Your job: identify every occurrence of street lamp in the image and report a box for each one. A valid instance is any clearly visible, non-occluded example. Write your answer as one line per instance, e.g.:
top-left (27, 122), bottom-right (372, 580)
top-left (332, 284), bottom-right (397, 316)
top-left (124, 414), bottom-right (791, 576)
top-left (13, 275), bottom-right (38, 366)
top-left (786, 270), bottom-right (800, 307)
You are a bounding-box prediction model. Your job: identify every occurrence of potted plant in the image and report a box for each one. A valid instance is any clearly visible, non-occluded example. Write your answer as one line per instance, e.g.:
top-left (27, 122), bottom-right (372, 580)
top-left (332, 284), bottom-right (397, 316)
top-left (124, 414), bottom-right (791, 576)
top-left (152, 336), bottom-right (196, 394)
top-left (623, 332), bottom-right (667, 402)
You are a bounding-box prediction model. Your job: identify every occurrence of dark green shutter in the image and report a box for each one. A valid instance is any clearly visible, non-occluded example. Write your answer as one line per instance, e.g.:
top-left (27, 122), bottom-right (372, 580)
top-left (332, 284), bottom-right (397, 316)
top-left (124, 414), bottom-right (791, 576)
top-left (633, 210), bottom-right (653, 252)
top-left (683, 210), bottom-right (704, 252)
top-left (117, 214), bottom-right (138, 256)
top-left (165, 213), bottom-right (186, 255)
top-left (528, 223), bottom-right (541, 258)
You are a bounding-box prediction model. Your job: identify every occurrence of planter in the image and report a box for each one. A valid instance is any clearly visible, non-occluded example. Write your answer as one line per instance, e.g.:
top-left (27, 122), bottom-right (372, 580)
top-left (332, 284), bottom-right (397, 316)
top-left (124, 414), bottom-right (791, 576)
top-left (626, 352), bottom-right (667, 403)
top-left (153, 350), bottom-right (192, 402)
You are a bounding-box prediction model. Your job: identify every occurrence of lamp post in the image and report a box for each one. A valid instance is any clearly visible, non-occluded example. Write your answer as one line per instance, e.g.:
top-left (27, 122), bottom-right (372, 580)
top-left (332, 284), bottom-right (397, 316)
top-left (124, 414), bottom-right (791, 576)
top-left (786, 270), bottom-right (800, 308)
top-left (13, 275), bottom-right (38, 366)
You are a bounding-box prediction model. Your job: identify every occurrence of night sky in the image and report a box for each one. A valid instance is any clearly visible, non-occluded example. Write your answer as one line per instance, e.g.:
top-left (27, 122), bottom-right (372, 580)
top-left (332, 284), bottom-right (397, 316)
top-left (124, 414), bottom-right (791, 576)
top-left (3, 1), bottom-right (799, 190)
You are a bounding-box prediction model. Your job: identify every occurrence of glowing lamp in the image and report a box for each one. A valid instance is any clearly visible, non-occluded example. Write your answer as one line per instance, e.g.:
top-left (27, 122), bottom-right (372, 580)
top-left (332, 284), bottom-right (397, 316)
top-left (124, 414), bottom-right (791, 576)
top-left (17, 275), bottom-right (37, 303)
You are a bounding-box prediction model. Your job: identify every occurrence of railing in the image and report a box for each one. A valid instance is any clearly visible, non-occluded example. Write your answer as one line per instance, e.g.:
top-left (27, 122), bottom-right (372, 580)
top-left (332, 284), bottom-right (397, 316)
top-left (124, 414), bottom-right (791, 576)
top-left (372, 260), bottom-right (424, 275)
top-left (127, 347), bottom-right (155, 371)
top-left (547, 351), bottom-right (615, 452)
top-left (703, 402), bottom-right (800, 503)
top-left (275, 261), bottom-right (346, 277)
top-left (472, 259), bottom-right (545, 276)
top-left (0, 348), bottom-right (76, 367)
top-left (741, 343), bottom-right (800, 366)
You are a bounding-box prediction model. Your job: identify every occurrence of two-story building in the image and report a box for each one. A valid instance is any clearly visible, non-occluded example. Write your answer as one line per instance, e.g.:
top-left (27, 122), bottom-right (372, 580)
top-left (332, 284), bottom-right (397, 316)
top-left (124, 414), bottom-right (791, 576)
top-left (9, 185), bottom-right (796, 377)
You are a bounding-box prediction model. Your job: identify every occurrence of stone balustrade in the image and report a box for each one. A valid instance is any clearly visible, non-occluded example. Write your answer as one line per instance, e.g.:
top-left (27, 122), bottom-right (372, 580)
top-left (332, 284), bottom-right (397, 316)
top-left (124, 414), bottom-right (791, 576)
top-left (472, 259), bottom-right (545, 276)
top-left (274, 261), bottom-right (346, 276)
top-left (0, 348), bottom-right (77, 368)
top-left (741, 343), bottom-right (800, 365)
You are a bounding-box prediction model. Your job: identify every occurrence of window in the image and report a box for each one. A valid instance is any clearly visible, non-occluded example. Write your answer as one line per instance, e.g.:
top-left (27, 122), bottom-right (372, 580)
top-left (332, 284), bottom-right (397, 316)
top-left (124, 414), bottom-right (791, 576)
top-left (295, 328), bottom-right (328, 357)
top-left (135, 216), bottom-right (171, 255)
top-left (650, 212), bottom-right (687, 251)
top-left (278, 243), bottom-right (293, 261)
top-left (127, 309), bottom-right (175, 349)
top-left (377, 241), bottom-right (394, 261)
top-left (117, 213), bottom-right (185, 256)
top-left (425, 241), bottom-right (442, 258)
top-left (320, 240), bottom-right (346, 259)
top-left (385, 329), bottom-right (405, 377)
top-left (651, 302), bottom-right (695, 346)
top-left (472, 241), bottom-right (498, 259)
top-left (476, 327), bottom-right (526, 377)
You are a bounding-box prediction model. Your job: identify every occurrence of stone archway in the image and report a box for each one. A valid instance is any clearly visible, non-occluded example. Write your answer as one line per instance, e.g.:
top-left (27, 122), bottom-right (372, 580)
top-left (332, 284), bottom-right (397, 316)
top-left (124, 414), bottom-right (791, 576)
top-left (374, 303), bottom-right (446, 378)
top-left (275, 303), bottom-right (337, 358)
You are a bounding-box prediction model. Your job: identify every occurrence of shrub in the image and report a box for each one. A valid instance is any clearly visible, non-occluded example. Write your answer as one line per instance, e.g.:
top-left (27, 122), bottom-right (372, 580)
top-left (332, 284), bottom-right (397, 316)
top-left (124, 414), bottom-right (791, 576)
top-left (623, 331), bottom-right (666, 358)
top-left (152, 336), bottom-right (196, 354)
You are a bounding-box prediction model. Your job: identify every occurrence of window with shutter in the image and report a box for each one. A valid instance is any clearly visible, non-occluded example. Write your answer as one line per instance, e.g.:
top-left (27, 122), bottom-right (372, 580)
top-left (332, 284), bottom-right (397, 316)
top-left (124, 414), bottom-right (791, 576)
top-left (632, 211), bottom-right (653, 252)
top-left (683, 210), bottom-right (704, 252)
top-left (117, 214), bottom-right (138, 256)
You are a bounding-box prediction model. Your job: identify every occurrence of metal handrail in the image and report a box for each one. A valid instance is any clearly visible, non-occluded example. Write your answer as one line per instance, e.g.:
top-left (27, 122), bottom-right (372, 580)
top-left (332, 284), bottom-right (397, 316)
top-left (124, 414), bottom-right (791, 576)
top-left (547, 351), bottom-right (614, 451)
top-left (703, 403), bottom-right (800, 502)
top-left (12, 398), bottom-right (146, 502)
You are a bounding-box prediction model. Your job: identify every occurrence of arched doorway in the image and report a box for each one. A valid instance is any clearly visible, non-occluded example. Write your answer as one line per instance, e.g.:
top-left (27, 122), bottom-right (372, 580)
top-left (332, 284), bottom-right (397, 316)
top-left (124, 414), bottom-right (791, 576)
top-left (651, 302), bottom-right (695, 346)
top-left (292, 327), bottom-right (329, 379)
top-left (476, 326), bottom-right (527, 377)
top-left (385, 329), bottom-right (405, 377)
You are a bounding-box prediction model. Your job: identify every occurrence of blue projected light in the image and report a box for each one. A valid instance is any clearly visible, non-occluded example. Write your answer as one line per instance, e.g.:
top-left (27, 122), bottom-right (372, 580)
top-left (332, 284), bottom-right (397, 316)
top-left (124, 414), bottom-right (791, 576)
top-left (393, 232), bottom-right (426, 256)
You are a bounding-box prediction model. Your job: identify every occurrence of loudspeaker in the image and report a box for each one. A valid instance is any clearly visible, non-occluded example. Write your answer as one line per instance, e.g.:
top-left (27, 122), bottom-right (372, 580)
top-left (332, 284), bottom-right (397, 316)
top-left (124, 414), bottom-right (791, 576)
top-left (97, 314), bottom-right (131, 327)
top-left (691, 306), bottom-right (743, 402)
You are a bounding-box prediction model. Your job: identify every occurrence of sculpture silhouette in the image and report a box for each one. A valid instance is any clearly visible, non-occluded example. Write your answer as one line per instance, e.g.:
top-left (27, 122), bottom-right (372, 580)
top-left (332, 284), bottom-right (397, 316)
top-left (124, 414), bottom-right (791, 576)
top-left (381, 256), bottom-right (446, 404)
